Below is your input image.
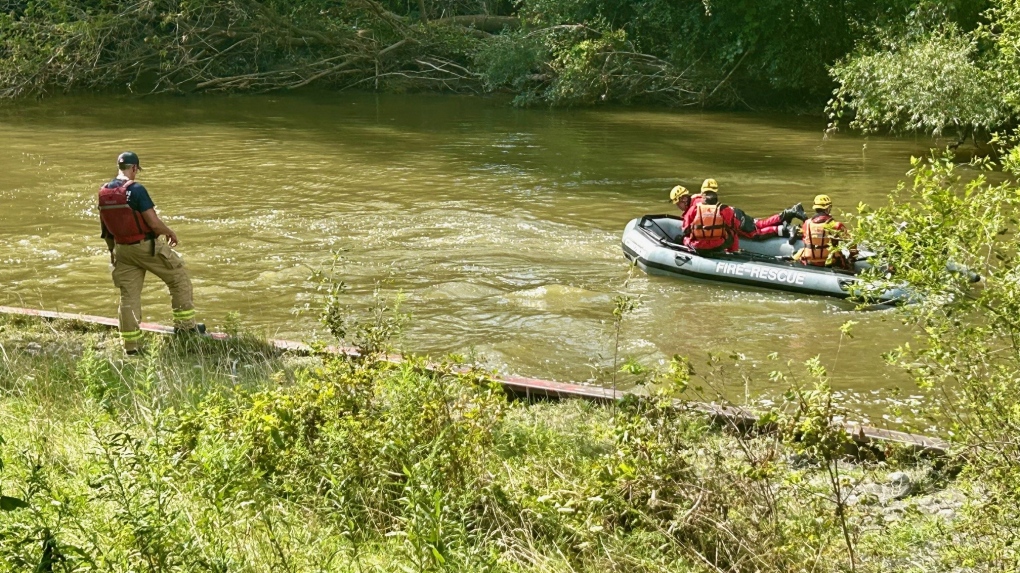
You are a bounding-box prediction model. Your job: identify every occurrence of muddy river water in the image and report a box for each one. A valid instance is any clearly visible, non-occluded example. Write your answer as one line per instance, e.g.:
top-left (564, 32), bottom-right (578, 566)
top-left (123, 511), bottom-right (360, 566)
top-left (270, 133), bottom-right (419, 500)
top-left (0, 92), bottom-right (937, 407)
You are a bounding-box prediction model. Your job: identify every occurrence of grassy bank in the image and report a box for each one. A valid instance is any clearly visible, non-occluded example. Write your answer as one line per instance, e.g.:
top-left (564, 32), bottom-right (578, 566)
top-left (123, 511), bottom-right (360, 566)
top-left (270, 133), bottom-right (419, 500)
top-left (0, 314), bottom-right (998, 572)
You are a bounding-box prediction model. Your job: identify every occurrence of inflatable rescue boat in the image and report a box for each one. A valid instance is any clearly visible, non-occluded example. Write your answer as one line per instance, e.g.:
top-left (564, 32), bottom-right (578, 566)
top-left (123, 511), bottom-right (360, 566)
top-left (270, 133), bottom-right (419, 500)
top-left (621, 214), bottom-right (908, 304)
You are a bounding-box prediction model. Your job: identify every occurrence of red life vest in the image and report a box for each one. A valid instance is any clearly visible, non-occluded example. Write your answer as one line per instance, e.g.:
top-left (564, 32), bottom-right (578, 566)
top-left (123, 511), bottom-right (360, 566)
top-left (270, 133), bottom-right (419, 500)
top-left (98, 180), bottom-right (154, 244)
top-left (801, 215), bottom-right (835, 266)
top-left (689, 203), bottom-right (729, 240)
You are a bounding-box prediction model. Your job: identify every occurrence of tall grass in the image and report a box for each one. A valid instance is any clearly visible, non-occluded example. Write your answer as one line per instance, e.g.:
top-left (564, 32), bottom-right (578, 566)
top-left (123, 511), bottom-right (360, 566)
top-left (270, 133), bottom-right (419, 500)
top-left (0, 315), bottom-right (987, 572)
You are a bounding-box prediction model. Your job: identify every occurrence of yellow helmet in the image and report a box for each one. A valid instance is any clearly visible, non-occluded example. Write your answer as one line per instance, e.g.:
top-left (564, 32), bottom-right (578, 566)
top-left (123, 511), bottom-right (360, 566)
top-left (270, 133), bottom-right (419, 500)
top-left (813, 194), bottom-right (833, 210)
top-left (669, 185), bottom-right (690, 203)
top-left (701, 178), bottom-right (719, 192)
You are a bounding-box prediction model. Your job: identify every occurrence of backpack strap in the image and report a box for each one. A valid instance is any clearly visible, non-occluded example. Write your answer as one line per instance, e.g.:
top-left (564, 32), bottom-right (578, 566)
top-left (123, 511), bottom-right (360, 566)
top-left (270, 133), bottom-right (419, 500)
top-left (118, 180), bottom-right (147, 237)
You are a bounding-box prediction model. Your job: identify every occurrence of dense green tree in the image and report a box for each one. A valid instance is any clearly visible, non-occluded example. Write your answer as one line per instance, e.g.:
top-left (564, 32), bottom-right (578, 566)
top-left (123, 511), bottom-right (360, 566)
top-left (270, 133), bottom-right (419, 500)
top-left (0, 0), bottom-right (999, 113)
top-left (828, 28), bottom-right (1007, 138)
top-left (480, 0), bottom-right (978, 107)
top-left (829, 0), bottom-right (1019, 138)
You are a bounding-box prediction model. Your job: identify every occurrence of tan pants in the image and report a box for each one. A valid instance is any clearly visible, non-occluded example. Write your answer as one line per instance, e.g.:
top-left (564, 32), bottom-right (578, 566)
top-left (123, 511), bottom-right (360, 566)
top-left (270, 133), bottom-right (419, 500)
top-left (111, 239), bottom-right (195, 350)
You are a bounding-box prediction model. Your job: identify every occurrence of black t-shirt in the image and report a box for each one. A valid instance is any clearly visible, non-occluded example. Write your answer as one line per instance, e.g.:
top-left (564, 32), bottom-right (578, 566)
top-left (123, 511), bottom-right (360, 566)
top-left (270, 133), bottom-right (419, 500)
top-left (100, 179), bottom-right (155, 238)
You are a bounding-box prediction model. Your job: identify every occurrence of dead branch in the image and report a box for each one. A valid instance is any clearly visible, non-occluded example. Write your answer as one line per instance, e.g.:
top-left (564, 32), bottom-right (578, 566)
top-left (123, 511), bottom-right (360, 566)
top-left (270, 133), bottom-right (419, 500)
top-left (287, 56), bottom-right (367, 89)
top-left (433, 15), bottom-right (520, 34)
top-left (707, 49), bottom-right (751, 101)
top-left (378, 38), bottom-right (416, 59)
top-left (249, 0), bottom-right (339, 46)
top-left (351, 0), bottom-right (412, 36)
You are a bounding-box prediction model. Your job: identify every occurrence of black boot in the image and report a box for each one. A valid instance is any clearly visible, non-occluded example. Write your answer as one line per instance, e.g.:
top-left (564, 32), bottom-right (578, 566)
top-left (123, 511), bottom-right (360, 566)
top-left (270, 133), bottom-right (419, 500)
top-left (784, 223), bottom-right (802, 244)
top-left (780, 202), bottom-right (807, 224)
top-left (174, 323), bottom-right (207, 336)
top-left (791, 202), bottom-right (807, 222)
top-left (776, 222), bottom-right (799, 238)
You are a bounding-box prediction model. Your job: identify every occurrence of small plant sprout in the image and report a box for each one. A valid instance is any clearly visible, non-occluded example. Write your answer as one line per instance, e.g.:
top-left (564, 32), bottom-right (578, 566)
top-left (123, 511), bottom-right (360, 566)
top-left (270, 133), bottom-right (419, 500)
top-left (611, 293), bottom-right (640, 407)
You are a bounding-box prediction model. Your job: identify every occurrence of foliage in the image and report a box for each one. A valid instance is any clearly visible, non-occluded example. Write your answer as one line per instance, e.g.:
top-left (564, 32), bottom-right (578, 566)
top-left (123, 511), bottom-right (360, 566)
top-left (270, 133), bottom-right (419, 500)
top-left (775, 360), bottom-right (860, 571)
top-left (610, 293), bottom-right (638, 394)
top-left (310, 249), bottom-right (410, 356)
top-left (0, 308), bottom-right (973, 572)
top-left (0, 0), bottom-right (484, 97)
top-left (984, 0), bottom-right (1020, 112)
top-left (0, 435), bottom-right (28, 513)
top-left (469, 0), bottom-right (993, 107)
top-left (0, 0), bottom-right (996, 109)
top-left (851, 143), bottom-right (1020, 569)
top-left (829, 0), bottom-right (1019, 137)
top-left (474, 30), bottom-right (548, 101)
top-left (828, 26), bottom-right (1008, 137)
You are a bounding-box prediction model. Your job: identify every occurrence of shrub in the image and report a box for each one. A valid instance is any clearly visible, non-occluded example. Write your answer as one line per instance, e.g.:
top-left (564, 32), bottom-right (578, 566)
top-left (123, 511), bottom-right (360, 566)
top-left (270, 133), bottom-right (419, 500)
top-left (829, 27), bottom-right (1008, 137)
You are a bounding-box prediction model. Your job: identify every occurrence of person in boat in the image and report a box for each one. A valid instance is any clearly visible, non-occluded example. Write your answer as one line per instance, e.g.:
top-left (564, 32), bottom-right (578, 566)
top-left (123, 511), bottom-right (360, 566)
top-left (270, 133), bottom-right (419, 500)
top-left (669, 185), bottom-right (694, 214)
top-left (794, 194), bottom-right (851, 268)
top-left (682, 190), bottom-right (741, 253)
top-left (677, 178), bottom-right (806, 239)
top-left (670, 178), bottom-right (720, 213)
top-left (739, 203), bottom-right (807, 239)
top-left (98, 151), bottom-right (204, 355)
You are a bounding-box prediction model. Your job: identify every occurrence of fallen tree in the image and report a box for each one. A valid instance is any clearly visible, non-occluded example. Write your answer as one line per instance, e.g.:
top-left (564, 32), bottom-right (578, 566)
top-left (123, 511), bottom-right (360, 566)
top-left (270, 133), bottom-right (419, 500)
top-left (1, 0), bottom-right (990, 111)
top-left (0, 0), bottom-right (488, 97)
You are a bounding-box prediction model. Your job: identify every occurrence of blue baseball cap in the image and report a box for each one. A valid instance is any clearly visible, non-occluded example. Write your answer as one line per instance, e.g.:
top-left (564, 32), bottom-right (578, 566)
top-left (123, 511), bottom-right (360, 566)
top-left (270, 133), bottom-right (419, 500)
top-left (117, 151), bottom-right (142, 170)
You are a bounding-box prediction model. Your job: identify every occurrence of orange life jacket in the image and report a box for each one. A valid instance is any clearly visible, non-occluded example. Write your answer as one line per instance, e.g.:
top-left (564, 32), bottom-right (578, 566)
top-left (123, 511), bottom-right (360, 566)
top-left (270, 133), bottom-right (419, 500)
top-left (689, 203), bottom-right (729, 241)
top-left (802, 216), bottom-right (835, 266)
top-left (98, 179), bottom-right (154, 244)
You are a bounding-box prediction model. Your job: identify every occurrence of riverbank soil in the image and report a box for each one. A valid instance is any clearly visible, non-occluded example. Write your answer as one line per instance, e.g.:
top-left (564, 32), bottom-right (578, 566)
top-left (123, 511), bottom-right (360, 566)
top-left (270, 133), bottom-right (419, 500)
top-left (0, 315), bottom-right (997, 572)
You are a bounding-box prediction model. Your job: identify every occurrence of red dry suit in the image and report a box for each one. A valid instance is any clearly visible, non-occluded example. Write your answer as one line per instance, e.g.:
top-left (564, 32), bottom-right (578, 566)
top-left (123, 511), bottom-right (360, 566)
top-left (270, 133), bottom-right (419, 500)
top-left (737, 212), bottom-right (785, 239)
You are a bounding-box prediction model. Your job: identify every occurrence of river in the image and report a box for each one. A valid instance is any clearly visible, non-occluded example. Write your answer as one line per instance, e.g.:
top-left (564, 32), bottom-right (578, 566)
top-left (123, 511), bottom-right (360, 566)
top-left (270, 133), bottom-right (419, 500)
top-left (0, 92), bottom-right (937, 410)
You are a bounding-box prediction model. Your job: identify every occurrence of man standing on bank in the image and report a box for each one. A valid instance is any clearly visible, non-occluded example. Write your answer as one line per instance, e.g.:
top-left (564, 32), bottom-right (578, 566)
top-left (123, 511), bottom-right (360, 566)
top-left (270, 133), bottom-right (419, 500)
top-left (98, 151), bottom-right (203, 354)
